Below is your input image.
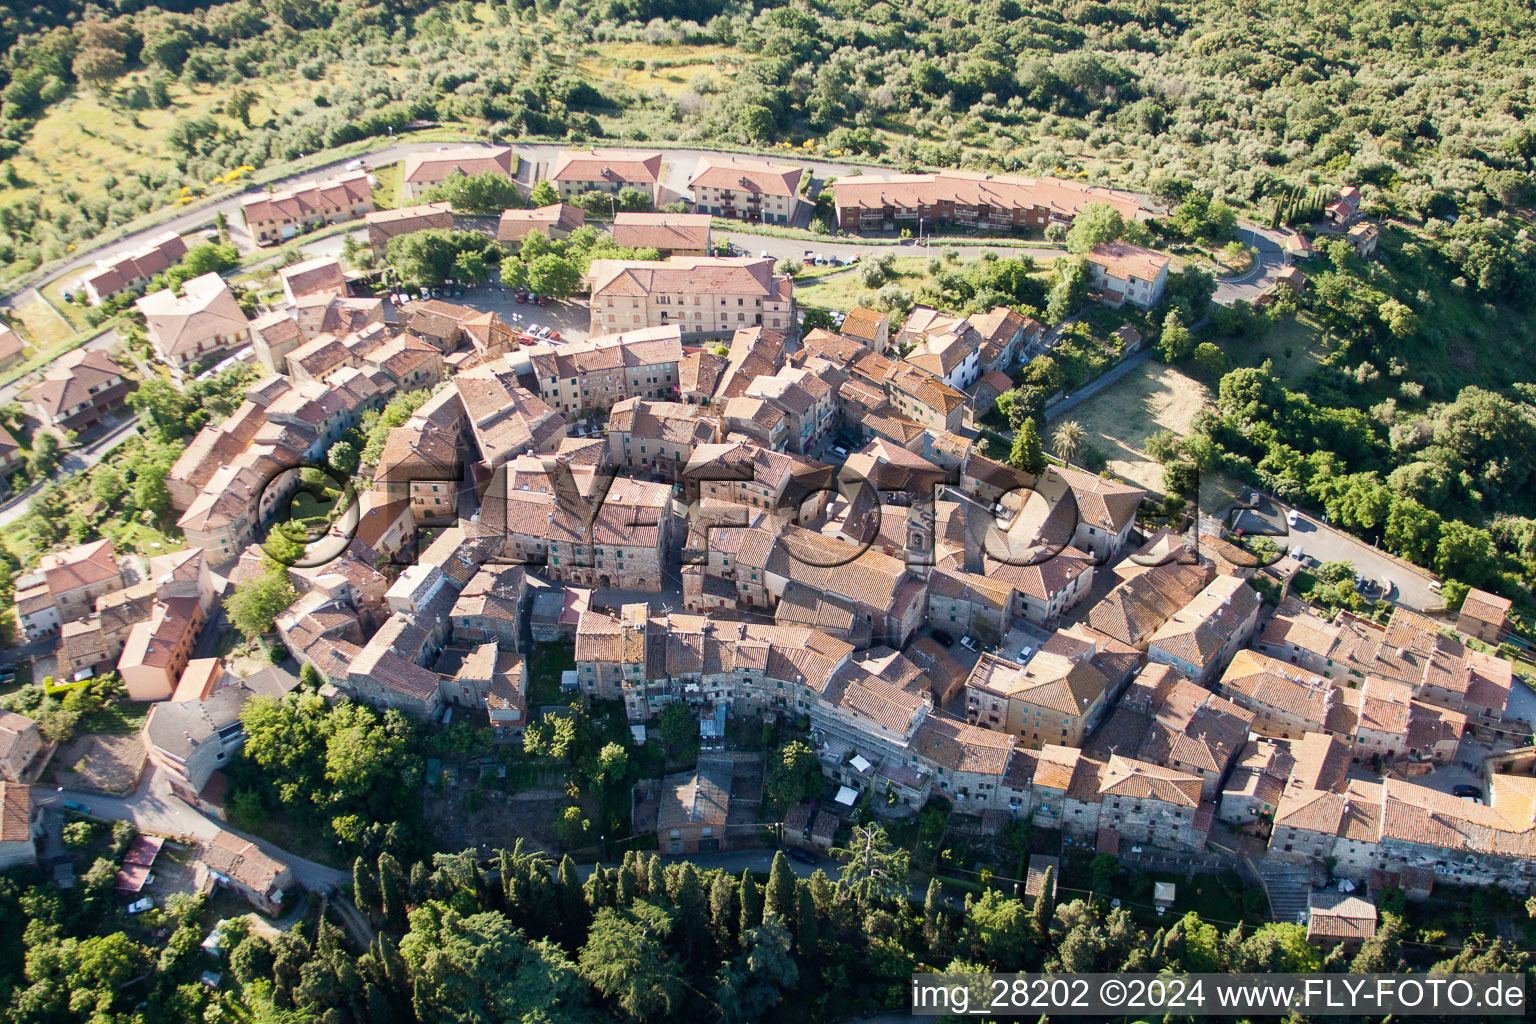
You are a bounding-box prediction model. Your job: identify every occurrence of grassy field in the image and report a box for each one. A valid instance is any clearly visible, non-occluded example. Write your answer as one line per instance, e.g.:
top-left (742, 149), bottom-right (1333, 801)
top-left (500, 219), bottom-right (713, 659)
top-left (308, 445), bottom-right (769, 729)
top-left (371, 161), bottom-right (404, 211)
top-left (1238, 312), bottom-right (1327, 386)
top-left (1058, 360), bottom-right (1245, 505)
top-left (794, 257), bottom-right (932, 312)
top-left (9, 293), bottom-right (74, 348)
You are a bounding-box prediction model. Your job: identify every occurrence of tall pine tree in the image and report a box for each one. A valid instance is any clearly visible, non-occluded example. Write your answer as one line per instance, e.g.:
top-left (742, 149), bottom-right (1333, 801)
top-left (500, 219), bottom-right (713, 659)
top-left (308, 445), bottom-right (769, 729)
top-left (739, 869), bottom-right (764, 943)
top-left (353, 855), bottom-right (381, 924)
top-left (1010, 418), bottom-right (1046, 474)
top-left (764, 852), bottom-right (796, 924)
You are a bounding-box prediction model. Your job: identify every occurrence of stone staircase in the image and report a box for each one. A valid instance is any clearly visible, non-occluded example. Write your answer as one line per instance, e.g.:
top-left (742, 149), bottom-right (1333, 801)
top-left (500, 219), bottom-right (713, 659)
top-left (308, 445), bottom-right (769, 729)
top-left (1258, 861), bottom-right (1312, 923)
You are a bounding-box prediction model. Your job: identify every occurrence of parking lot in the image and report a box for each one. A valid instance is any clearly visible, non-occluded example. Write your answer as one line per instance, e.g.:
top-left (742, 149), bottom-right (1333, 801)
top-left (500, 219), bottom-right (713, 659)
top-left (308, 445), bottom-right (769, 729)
top-left (1227, 496), bottom-right (1442, 612)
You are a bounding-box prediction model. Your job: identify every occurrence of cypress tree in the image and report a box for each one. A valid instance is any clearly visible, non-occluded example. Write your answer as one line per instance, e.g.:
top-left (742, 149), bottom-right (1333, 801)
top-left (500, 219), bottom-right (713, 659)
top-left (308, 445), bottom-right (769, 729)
top-left (647, 855), bottom-right (666, 899)
top-left (378, 852), bottom-right (406, 929)
top-left (923, 877), bottom-right (944, 949)
top-left (1010, 418), bottom-right (1045, 474)
top-left (617, 861), bottom-right (637, 907)
top-left (558, 855), bottom-right (590, 942)
top-left (739, 868), bottom-right (763, 940)
top-left (764, 851), bottom-right (796, 924)
top-left (709, 872), bottom-right (738, 953)
top-left (1030, 865), bottom-right (1056, 937)
top-left (408, 860), bottom-right (430, 901)
top-left (353, 855), bottom-right (381, 923)
top-left (795, 881), bottom-right (819, 958)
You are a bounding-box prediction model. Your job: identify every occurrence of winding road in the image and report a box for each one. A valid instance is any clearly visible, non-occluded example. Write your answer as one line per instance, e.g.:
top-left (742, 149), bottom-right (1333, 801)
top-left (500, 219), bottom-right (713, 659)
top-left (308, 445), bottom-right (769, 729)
top-left (33, 765), bottom-right (349, 891)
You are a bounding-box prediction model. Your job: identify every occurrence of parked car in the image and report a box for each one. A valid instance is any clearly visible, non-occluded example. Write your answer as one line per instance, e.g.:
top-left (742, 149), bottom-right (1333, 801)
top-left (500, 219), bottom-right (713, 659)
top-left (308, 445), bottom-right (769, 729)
top-left (930, 631), bottom-right (955, 648)
top-left (62, 800), bottom-right (87, 812)
top-left (959, 636), bottom-right (980, 652)
top-left (126, 897), bottom-right (154, 914)
top-left (515, 290), bottom-right (528, 303)
top-left (1453, 784), bottom-right (1481, 798)
top-left (547, 330), bottom-right (562, 342)
top-left (786, 847), bottom-right (817, 865)
top-left (830, 445), bottom-right (849, 458)
top-left (1286, 509), bottom-right (1300, 527)
top-left (535, 294), bottom-right (548, 307)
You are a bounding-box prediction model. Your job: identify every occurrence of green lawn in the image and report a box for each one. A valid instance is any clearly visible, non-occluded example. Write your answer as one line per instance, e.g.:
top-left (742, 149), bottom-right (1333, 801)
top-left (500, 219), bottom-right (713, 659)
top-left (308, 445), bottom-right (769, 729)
top-left (371, 161), bottom-right (403, 211)
top-left (1239, 312), bottom-right (1327, 386)
top-left (526, 640), bottom-right (576, 708)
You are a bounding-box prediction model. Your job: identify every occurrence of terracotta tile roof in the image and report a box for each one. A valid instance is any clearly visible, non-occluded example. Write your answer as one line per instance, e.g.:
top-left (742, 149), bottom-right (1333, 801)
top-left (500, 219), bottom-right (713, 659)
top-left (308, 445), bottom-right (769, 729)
top-left (1087, 241), bottom-right (1170, 282)
top-left (1221, 649), bottom-right (1339, 731)
top-left (29, 349), bottom-right (129, 421)
top-left (1307, 891), bottom-right (1378, 942)
top-left (241, 170), bottom-right (370, 224)
top-left (497, 204), bottom-right (585, 242)
top-left (549, 148), bottom-right (662, 186)
top-left (0, 782), bottom-right (29, 843)
top-left (1032, 744), bottom-right (1082, 791)
top-left (835, 170), bottom-right (1144, 221)
top-left (403, 145), bottom-right (514, 185)
top-left (39, 538), bottom-right (120, 597)
top-left (687, 155), bottom-right (802, 198)
top-left (888, 361), bottom-right (965, 414)
top-left (1221, 739), bottom-right (1293, 808)
top-left (80, 231), bottom-right (185, 297)
top-left (135, 272), bottom-right (250, 358)
top-left (1460, 587), bottom-right (1512, 626)
top-left (588, 256), bottom-right (780, 301)
top-left (967, 650), bottom-right (1108, 717)
top-left (279, 257), bottom-right (344, 299)
top-left (911, 715), bottom-right (1014, 775)
top-left (612, 213), bottom-right (711, 251)
top-left (984, 545), bottom-right (1094, 603)
top-left (202, 829), bottom-right (287, 895)
top-left (1287, 732), bottom-right (1351, 793)
top-left (1089, 560), bottom-right (1212, 647)
top-left (679, 351), bottom-right (728, 401)
top-left (1100, 754), bottom-right (1203, 808)
top-left (839, 307), bottom-right (888, 344)
top-left (366, 201), bottom-right (453, 244)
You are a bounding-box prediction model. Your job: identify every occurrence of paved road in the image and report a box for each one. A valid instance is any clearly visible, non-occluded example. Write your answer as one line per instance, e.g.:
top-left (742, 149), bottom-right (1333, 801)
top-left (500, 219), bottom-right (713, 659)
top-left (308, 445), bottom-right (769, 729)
top-left (34, 765), bottom-right (349, 891)
top-left (1228, 499), bottom-right (1443, 612)
top-left (1213, 224), bottom-right (1289, 305)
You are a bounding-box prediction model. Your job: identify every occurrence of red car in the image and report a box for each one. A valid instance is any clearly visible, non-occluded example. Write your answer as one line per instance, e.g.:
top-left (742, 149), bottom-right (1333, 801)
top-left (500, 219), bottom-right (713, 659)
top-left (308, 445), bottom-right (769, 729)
top-left (515, 290), bottom-right (528, 303)
top-left (547, 330), bottom-right (562, 341)
top-left (535, 294), bottom-right (548, 307)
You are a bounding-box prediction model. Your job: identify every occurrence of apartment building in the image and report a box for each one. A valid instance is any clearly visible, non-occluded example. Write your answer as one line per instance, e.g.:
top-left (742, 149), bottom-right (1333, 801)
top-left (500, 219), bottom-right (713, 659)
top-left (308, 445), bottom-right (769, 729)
top-left (587, 257), bottom-right (792, 339)
top-left (28, 349), bottom-right (135, 434)
top-left (136, 273), bottom-right (252, 372)
top-left (527, 325), bottom-right (683, 415)
top-left (1145, 574), bottom-right (1262, 685)
top-left (833, 171), bottom-right (1143, 233)
top-left (547, 148), bottom-right (662, 204)
top-left (77, 231), bottom-right (187, 306)
top-left (612, 213), bottom-right (711, 256)
top-left (965, 650), bottom-right (1112, 750)
top-left (497, 204), bottom-right (586, 245)
top-left (401, 145), bottom-right (515, 200)
top-left (503, 477), bottom-right (672, 591)
top-left (365, 201), bottom-right (454, 253)
top-left (607, 397), bottom-right (719, 480)
top-left (687, 155), bottom-right (803, 225)
top-left (241, 170), bottom-right (373, 245)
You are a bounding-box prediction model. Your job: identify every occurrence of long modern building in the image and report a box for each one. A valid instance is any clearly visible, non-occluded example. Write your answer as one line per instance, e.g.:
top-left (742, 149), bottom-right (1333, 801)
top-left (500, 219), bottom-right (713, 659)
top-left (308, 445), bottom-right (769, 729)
top-left (833, 171), bottom-right (1145, 233)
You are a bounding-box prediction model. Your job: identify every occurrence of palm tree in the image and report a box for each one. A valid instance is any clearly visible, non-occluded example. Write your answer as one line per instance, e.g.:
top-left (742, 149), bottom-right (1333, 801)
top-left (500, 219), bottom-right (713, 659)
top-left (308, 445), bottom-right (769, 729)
top-left (1053, 420), bottom-right (1087, 466)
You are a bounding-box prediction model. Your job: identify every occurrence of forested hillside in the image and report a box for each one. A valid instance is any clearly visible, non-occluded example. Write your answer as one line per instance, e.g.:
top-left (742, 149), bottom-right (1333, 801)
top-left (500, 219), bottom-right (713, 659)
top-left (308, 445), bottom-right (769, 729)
top-left (2, 0), bottom-right (1535, 274)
